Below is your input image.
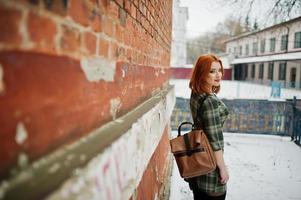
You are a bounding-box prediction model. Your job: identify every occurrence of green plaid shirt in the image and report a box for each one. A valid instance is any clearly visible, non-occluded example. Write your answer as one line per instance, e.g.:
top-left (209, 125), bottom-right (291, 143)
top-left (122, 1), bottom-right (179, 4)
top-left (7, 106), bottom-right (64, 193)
top-left (189, 92), bottom-right (229, 194)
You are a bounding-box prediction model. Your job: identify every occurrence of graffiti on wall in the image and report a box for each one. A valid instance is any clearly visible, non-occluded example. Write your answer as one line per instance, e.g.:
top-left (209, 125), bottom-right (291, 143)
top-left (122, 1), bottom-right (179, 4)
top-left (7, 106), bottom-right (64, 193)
top-left (171, 97), bottom-right (294, 135)
top-left (45, 88), bottom-right (175, 200)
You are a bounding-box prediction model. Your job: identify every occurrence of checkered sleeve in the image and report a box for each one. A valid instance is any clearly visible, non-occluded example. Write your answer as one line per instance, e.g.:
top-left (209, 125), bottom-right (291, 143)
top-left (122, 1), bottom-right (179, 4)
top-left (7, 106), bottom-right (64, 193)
top-left (201, 97), bottom-right (224, 151)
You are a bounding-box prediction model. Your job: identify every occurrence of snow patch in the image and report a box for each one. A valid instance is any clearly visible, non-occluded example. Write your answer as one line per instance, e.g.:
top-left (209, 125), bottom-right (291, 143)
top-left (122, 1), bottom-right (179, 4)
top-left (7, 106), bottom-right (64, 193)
top-left (169, 132), bottom-right (301, 200)
top-left (0, 64), bottom-right (4, 94)
top-left (15, 122), bottom-right (28, 145)
top-left (80, 58), bottom-right (116, 82)
top-left (110, 98), bottom-right (122, 120)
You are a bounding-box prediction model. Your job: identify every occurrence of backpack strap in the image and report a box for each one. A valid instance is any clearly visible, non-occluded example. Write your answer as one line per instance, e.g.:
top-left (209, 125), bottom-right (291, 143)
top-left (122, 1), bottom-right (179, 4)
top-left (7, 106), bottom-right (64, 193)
top-left (194, 94), bottom-right (208, 130)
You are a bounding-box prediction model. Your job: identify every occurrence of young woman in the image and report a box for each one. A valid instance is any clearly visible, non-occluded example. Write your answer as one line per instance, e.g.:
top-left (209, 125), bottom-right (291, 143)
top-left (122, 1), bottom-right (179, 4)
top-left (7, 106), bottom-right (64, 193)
top-left (188, 54), bottom-right (229, 200)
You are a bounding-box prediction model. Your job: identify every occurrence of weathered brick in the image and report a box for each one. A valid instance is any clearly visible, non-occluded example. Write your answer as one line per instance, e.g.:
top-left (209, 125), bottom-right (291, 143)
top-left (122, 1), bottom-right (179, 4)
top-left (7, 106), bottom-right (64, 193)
top-left (99, 0), bottom-right (109, 7)
top-left (108, 1), bottom-right (119, 20)
top-left (90, 13), bottom-right (102, 32)
top-left (119, 7), bottom-right (127, 26)
top-left (102, 17), bottom-right (114, 37)
top-left (115, 0), bottom-right (124, 7)
top-left (130, 4), bottom-right (137, 19)
top-left (27, 11), bottom-right (57, 52)
top-left (126, 48), bottom-right (132, 62)
top-left (141, 16), bottom-right (147, 28)
top-left (139, 2), bottom-right (146, 16)
top-left (0, 51), bottom-right (117, 179)
top-left (99, 37), bottom-right (109, 57)
top-left (87, 0), bottom-right (99, 6)
top-left (68, 0), bottom-right (90, 26)
top-left (83, 32), bottom-right (97, 55)
top-left (28, 0), bottom-right (40, 6)
top-left (60, 25), bottom-right (81, 53)
top-left (109, 41), bottom-right (117, 59)
top-left (124, 31), bottom-right (131, 46)
top-left (124, 0), bottom-right (131, 13)
top-left (133, 0), bottom-right (139, 7)
top-left (0, 6), bottom-right (22, 45)
top-left (116, 46), bottom-right (125, 60)
top-left (136, 127), bottom-right (171, 200)
top-left (13, 0), bottom-right (31, 4)
top-left (115, 24), bottom-right (124, 43)
top-left (0, 0), bottom-right (174, 197)
top-left (44, 0), bottom-right (68, 16)
top-left (136, 10), bottom-right (141, 22)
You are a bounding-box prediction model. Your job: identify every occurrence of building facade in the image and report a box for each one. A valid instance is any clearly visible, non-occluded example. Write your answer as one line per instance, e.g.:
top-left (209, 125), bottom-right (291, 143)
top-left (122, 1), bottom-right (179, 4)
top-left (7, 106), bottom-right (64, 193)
top-left (170, 0), bottom-right (188, 68)
top-left (225, 16), bottom-right (301, 89)
top-left (0, 0), bottom-right (174, 199)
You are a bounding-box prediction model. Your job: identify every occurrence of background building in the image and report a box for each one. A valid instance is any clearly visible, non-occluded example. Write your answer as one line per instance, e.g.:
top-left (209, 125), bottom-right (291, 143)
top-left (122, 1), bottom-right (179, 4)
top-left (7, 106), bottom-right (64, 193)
top-left (0, 1), bottom-right (174, 199)
top-left (219, 54), bottom-right (232, 80)
top-left (225, 16), bottom-right (301, 89)
top-left (170, 0), bottom-right (188, 68)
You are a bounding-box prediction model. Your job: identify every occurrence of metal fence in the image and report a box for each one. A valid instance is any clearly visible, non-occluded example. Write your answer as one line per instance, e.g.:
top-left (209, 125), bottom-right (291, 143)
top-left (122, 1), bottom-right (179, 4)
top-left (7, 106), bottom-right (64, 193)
top-left (246, 80), bottom-right (301, 89)
top-left (171, 97), bottom-right (301, 141)
top-left (222, 99), bottom-right (293, 135)
top-left (292, 97), bottom-right (301, 146)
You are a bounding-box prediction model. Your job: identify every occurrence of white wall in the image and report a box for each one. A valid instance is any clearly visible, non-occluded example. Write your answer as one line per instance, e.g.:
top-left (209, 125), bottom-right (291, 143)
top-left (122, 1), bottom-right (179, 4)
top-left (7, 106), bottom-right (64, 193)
top-left (46, 89), bottom-right (175, 200)
top-left (170, 79), bottom-right (301, 100)
top-left (170, 0), bottom-right (188, 68)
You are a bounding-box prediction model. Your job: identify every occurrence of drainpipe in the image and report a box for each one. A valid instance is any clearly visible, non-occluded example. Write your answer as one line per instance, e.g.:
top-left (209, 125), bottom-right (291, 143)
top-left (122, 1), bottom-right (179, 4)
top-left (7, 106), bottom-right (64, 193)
top-left (291, 96), bottom-right (296, 141)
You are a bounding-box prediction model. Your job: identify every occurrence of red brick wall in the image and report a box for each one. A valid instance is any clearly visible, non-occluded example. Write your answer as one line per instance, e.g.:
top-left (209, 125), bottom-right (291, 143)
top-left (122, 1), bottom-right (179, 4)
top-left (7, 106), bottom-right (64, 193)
top-left (134, 125), bottom-right (171, 200)
top-left (171, 68), bottom-right (232, 80)
top-left (0, 0), bottom-right (173, 187)
top-left (171, 67), bottom-right (192, 79)
top-left (223, 68), bottom-right (232, 80)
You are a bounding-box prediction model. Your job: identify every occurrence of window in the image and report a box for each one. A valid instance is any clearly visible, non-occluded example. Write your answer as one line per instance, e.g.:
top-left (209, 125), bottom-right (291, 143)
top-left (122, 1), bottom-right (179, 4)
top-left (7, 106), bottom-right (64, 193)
top-left (259, 63), bottom-right (264, 79)
top-left (260, 39), bottom-right (265, 53)
top-left (294, 32), bottom-right (301, 48)
top-left (252, 42), bottom-right (258, 55)
top-left (228, 48), bottom-right (231, 53)
top-left (245, 44), bottom-right (249, 55)
top-left (239, 46), bottom-right (242, 55)
top-left (251, 64), bottom-right (255, 78)
top-left (268, 62), bottom-right (274, 80)
top-left (244, 64), bottom-right (248, 78)
top-left (290, 67), bottom-right (296, 87)
top-left (270, 38), bottom-right (276, 52)
top-left (281, 34), bottom-right (288, 50)
top-left (234, 47), bottom-right (237, 54)
top-left (279, 62), bottom-right (287, 80)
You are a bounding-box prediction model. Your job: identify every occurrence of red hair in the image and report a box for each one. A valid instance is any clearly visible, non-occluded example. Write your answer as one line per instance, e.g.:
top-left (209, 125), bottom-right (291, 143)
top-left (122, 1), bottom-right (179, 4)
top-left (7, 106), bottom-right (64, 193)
top-left (189, 54), bottom-right (224, 94)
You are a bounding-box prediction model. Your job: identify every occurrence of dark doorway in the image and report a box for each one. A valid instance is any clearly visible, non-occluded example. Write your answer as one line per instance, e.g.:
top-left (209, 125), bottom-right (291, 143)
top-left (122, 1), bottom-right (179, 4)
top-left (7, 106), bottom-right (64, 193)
top-left (234, 64), bottom-right (248, 80)
top-left (290, 67), bottom-right (296, 88)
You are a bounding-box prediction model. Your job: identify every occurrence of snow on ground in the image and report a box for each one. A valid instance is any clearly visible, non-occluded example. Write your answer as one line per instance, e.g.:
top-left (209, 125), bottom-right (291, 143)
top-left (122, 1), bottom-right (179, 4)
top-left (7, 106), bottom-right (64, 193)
top-left (170, 79), bottom-right (301, 100)
top-left (169, 132), bottom-right (301, 200)
top-left (169, 79), bottom-right (301, 200)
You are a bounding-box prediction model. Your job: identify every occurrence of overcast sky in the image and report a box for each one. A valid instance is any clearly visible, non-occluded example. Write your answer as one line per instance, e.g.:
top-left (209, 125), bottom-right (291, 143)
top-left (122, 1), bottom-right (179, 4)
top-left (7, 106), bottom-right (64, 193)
top-left (180, 0), bottom-right (301, 39)
top-left (180, 0), bottom-right (233, 39)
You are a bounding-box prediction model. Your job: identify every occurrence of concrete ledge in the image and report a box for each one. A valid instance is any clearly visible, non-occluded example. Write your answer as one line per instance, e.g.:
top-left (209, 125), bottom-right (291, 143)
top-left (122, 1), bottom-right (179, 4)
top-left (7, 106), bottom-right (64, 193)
top-left (0, 85), bottom-right (175, 200)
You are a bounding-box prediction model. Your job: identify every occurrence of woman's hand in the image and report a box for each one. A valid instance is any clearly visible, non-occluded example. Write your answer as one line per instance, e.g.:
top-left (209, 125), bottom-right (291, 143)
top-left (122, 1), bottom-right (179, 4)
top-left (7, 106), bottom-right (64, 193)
top-left (214, 150), bottom-right (229, 184)
top-left (219, 167), bottom-right (229, 184)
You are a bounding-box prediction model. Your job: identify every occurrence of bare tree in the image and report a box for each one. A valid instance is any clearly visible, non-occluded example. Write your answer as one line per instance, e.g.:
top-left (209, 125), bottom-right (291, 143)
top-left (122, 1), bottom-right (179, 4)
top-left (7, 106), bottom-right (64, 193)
top-left (186, 17), bottom-right (246, 64)
top-left (215, 0), bottom-right (301, 29)
top-left (268, 0), bottom-right (301, 18)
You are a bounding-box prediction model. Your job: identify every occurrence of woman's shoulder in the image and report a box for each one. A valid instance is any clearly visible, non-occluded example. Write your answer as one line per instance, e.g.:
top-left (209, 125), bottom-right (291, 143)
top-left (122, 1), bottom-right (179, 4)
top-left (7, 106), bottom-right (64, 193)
top-left (190, 92), bottom-right (219, 107)
top-left (203, 94), bottom-right (220, 107)
top-left (190, 91), bottom-right (210, 99)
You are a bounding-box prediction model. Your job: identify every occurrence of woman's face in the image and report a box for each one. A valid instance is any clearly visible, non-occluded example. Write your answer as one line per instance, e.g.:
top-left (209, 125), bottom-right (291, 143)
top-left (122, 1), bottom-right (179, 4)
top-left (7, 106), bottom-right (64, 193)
top-left (206, 61), bottom-right (222, 89)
